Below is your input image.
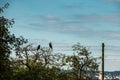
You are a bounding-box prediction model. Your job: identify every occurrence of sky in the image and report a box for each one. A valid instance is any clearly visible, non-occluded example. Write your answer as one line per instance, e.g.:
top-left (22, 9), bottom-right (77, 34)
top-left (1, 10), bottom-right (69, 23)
top-left (1, 0), bottom-right (120, 71)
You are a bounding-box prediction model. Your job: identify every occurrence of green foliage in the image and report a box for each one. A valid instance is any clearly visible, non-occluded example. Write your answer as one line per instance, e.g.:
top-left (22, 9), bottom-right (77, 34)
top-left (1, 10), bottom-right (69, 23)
top-left (10, 43), bottom-right (99, 80)
top-left (0, 2), bottom-right (9, 13)
top-left (0, 2), bottom-right (27, 79)
top-left (66, 43), bottom-right (99, 80)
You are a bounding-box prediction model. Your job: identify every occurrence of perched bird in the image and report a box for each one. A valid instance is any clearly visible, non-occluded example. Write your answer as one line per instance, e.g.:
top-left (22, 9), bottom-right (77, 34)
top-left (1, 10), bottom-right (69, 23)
top-left (37, 45), bottom-right (40, 51)
top-left (49, 42), bottom-right (53, 50)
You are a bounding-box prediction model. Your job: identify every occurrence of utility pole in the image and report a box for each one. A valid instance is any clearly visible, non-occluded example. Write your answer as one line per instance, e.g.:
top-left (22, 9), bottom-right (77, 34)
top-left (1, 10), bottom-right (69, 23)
top-left (102, 43), bottom-right (105, 80)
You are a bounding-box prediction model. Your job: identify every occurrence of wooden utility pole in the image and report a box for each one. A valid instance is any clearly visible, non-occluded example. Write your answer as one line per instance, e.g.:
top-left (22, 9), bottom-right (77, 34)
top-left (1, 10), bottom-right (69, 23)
top-left (102, 43), bottom-right (105, 80)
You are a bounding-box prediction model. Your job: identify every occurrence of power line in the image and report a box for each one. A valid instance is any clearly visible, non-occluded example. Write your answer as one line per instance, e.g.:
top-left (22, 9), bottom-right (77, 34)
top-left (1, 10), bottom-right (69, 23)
top-left (104, 59), bottom-right (120, 60)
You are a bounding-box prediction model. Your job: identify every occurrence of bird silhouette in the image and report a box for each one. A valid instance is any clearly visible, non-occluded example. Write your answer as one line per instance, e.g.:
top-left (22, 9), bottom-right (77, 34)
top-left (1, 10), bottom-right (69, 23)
top-left (49, 42), bottom-right (52, 50)
top-left (37, 45), bottom-right (40, 51)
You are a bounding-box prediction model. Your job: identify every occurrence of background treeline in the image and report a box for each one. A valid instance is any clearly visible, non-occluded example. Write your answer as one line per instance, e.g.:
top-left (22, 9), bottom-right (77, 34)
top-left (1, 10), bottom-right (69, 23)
top-left (0, 2), bottom-right (100, 80)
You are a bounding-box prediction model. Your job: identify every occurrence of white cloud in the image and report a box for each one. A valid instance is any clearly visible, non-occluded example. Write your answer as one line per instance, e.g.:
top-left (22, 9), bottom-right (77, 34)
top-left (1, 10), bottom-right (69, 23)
top-left (110, 0), bottom-right (120, 2)
top-left (108, 33), bottom-right (120, 38)
top-left (64, 4), bottom-right (82, 9)
top-left (41, 14), bottom-right (60, 22)
top-left (73, 14), bottom-right (120, 23)
top-left (103, 0), bottom-right (120, 2)
top-left (63, 25), bottom-right (83, 31)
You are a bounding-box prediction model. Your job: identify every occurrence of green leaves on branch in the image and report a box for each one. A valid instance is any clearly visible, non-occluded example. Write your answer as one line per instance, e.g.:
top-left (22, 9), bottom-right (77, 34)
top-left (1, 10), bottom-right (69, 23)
top-left (0, 3), bottom-right (9, 13)
top-left (0, 2), bottom-right (28, 79)
top-left (66, 43), bottom-right (99, 80)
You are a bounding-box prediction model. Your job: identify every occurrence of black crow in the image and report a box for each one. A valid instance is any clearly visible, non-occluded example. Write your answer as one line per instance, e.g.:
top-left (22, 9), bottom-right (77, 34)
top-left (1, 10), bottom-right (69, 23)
top-left (37, 45), bottom-right (40, 51)
top-left (49, 42), bottom-right (52, 49)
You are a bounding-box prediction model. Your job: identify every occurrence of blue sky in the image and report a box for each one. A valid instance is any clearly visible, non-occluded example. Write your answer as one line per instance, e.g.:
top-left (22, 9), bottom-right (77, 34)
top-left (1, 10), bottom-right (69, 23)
top-left (2, 0), bottom-right (120, 71)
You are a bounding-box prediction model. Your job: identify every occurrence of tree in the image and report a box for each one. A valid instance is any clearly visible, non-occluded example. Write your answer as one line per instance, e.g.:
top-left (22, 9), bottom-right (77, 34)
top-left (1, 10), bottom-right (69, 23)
top-left (66, 43), bottom-right (99, 80)
top-left (0, 2), bottom-right (27, 79)
top-left (11, 43), bottom-right (66, 80)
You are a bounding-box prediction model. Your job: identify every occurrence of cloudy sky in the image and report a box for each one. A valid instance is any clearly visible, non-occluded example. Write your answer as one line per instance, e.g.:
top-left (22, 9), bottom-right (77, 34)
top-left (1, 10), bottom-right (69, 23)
top-left (2, 0), bottom-right (120, 71)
